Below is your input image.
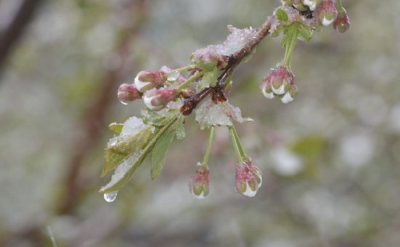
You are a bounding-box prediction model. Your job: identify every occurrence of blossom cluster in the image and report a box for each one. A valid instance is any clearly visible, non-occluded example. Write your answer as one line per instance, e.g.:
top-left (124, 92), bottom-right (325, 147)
top-left (101, 0), bottom-right (350, 202)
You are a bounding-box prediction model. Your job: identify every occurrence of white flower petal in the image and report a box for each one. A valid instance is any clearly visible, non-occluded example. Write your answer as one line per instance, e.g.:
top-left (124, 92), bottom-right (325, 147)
top-left (281, 92), bottom-right (294, 104)
top-left (262, 90), bottom-right (275, 99)
top-left (242, 182), bottom-right (257, 197)
top-left (322, 17), bottom-right (334, 26)
top-left (272, 84), bottom-right (286, 95)
top-left (143, 94), bottom-right (157, 110)
top-left (134, 76), bottom-right (152, 92)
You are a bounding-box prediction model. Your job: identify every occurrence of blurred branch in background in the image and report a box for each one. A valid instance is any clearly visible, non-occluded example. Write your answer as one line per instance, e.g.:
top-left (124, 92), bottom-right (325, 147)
top-left (57, 0), bottom-right (148, 215)
top-left (0, 0), bottom-right (149, 246)
top-left (0, 0), bottom-right (43, 77)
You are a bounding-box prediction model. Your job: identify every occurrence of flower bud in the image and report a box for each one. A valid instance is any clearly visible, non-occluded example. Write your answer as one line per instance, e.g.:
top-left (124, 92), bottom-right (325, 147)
top-left (235, 157), bottom-right (262, 197)
top-left (117, 83), bottom-right (141, 105)
top-left (134, 70), bottom-right (167, 93)
top-left (261, 65), bottom-right (295, 100)
top-left (143, 87), bottom-right (178, 111)
top-left (333, 7), bottom-right (350, 33)
top-left (189, 163), bottom-right (210, 199)
top-left (317, 0), bottom-right (338, 26)
top-left (301, 0), bottom-right (321, 11)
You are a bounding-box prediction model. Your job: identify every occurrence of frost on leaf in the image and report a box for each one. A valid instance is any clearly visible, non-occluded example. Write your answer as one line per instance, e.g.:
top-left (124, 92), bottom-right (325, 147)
top-left (101, 117), bottom-right (155, 177)
top-left (100, 152), bottom-right (141, 193)
top-left (195, 98), bottom-right (253, 129)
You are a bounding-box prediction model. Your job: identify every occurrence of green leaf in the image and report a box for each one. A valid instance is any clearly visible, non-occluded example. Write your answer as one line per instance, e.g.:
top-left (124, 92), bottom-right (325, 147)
top-left (100, 116), bottom-right (178, 193)
top-left (150, 130), bottom-right (175, 180)
top-left (101, 126), bottom-right (155, 177)
top-left (109, 123), bottom-right (123, 134)
top-left (297, 23), bottom-right (313, 42)
top-left (275, 9), bottom-right (289, 22)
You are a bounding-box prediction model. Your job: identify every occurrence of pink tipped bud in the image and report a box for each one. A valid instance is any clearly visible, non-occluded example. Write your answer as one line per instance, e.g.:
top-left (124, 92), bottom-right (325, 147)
top-left (117, 83), bottom-right (141, 105)
top-left (333, 7), bottom-right (350, 33)
top-left (317, 0), bottom-right (338, 26)
top-left (189, 163), bottom-right (210, 199)
top-left (261, 65), bottom-right (295, 100)
top-left (235, 157), bottom-right (262, 197)
top-left (134, 70), bottom-right (167, 93)
top-left (143, 87), bottom-right (178, 111)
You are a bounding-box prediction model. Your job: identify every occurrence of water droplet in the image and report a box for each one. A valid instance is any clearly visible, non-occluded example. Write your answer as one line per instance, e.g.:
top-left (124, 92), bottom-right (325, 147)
top-left (167, 71), bottom-right (180, 81)
top-left (104, 192), bottom-right (118, 202)
top-left (119, 99), bottom-right (128, 105)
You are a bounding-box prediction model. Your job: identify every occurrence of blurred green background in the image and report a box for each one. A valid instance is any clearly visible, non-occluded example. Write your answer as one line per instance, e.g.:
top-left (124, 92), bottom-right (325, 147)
top-left (0, 0), bottom-right (399, 246)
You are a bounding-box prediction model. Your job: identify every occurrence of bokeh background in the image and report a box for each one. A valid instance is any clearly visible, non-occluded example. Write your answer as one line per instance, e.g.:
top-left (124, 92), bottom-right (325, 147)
top-left (1, 0), bottom-right (399, 246)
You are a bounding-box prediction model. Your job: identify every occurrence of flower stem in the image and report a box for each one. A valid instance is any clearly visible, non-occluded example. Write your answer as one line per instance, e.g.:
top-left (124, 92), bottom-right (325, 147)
top-left (176, 71), bottom-right (205, 91)
top-left (168, 64), bottom-right (196, 76)
top-left (335, 0), bottom-right (344, 12)
top-left (283, 26), bottom-right (298, 68)
top-left (201, 126), bottom-right (215, 167)
top-left (228, 125), bottom-right (245, 163)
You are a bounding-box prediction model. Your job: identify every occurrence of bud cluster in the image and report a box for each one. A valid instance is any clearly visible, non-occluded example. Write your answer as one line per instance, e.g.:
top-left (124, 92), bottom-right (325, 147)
top-left (261, 65), bottom-right (297, 104)
top-left (103, 0), bottom-right (350, 202)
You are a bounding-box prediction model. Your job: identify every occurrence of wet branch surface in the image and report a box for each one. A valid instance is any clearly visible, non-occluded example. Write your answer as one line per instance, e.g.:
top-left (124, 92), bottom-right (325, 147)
top-left (181, 17), bottom-right (272, 116)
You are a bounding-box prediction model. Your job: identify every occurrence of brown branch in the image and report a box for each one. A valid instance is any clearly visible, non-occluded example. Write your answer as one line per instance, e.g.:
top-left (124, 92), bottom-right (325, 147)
top-left (181, 16), bottom-right (273, 115)
top-left (0, 0), bottom-right (43, 77)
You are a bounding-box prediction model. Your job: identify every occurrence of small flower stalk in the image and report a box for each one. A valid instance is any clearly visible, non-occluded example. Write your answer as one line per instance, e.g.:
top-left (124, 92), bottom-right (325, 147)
top-left (189, 162), bottom-right (210, 199)
top-left (235, 157), bottom-right (262, 197)
top-left (261, 65), bottom-right (297, 103)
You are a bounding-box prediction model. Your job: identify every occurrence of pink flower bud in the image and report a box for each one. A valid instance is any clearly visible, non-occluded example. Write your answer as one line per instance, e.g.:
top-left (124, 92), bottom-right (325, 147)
top-left (235, 157), bottom-right (262, 197)
top-left (317, 0), bottom-right (338, 26)
top-left (333, 7), bottom-right (350, 33)
top-left (143, 87), bottom-right (178, 111)
top-left (134, 70), bottom-right (167, 93)
top-left (261, 65), bottom-right (295, 101)
top-left (117, 83), bottom-right (141, 105)
top-left (189, 163), bottom-right (210, 199)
